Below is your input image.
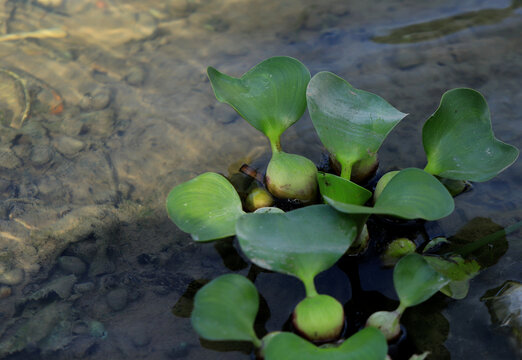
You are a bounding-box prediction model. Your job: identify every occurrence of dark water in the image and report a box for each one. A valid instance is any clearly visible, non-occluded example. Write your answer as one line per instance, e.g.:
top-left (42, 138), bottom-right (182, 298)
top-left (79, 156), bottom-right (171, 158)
top-left (0, 0), bottom-right (520, 359)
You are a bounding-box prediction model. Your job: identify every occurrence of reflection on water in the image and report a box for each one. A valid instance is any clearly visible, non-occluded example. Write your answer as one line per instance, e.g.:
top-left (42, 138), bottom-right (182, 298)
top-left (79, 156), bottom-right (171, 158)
top-left (0, 0), bottom-right (520, 359)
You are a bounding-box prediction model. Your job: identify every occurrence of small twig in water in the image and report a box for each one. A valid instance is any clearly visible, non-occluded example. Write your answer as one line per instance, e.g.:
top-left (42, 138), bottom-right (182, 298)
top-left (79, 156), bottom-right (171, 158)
top-left (0, 69), bottom-right (30, 129)
top-left (0, 27), bottom-right (67, 42)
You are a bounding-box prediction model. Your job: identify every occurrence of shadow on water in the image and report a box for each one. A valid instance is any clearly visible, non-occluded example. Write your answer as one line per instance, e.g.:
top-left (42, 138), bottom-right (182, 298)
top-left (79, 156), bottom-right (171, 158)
top-left (373, 0), bottom-right (522, 43)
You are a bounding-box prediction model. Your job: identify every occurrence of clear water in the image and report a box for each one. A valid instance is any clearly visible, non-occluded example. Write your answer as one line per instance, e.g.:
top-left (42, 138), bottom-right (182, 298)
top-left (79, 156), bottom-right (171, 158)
top-left (0, 0), bottom-right (520, 359)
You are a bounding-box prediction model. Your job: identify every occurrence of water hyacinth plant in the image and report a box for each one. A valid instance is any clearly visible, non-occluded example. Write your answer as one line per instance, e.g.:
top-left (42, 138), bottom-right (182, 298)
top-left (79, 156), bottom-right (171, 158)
top-left (166, 56), bottom-right (519, 359)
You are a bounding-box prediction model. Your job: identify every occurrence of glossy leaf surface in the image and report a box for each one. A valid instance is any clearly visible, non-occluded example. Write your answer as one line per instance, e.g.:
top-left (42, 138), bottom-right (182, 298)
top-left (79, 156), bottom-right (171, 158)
top-left (423, 88), bottom-right (519, 182)
top-left (191, 274), bottom-right (259, 343)
top-left (263, 327), bottom-right (387, 360)
top-left (166, 172), bottom-right (245, 241)
top-left (307, 71), bottom-right (407, 171)
top-left (208, 56), bottom-right (310, 142)
top-left (317, 172), bottom-right (372, 206)
top-left (236, 205), bottom-right (359, 285)
top-left (394, 253), bottom-right (450, 308)
top-left (324, 168), bottom-right (454, 220)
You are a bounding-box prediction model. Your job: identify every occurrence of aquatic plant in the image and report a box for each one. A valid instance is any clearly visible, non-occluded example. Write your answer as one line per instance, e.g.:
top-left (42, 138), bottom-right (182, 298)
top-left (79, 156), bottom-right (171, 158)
top-left (166, 56), bottom-right (519, 358)
top-left (208, 57), bottom-right (317, 202)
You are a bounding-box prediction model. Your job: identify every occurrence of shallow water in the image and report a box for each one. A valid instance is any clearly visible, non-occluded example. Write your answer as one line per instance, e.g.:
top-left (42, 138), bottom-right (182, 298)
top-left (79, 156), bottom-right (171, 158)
top-left (0, 0), bottom-right (520, 359)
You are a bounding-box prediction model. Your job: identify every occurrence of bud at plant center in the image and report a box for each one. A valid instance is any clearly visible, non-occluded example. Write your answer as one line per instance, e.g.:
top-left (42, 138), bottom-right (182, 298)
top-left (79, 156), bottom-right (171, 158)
top-left (245, 187), bottom-right (274, 212)
top-left (381, 238), bottom-right (417, 267)
top-left (292, 295), bottom-right (344, 342)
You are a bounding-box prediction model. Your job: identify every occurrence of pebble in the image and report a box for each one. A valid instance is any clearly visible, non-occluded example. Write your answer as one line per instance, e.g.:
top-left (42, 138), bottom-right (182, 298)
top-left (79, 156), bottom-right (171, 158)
top-left (53, 136), bottom-right (85, 157)
top-left (0, 286), bottom-right (12, 299)
top-left (88, 320), bottom-right (108, 339)
top-left (30, 145), bottom-right (54, 165)
top-left (0, 147), bottom-right (22, 169)
top-left (389, 49), bottom-right (425, 70)
top-left (72, 337), bottom-right (97, 359)
top-left (61, 111), bottom-right (85, 136)
top-left (58, 256), bottom-right (87, 275)
top-left (80, 88), bottom-right (112, 111)
top-left (72, 321), bottom-right (89, 335)
top-left (73, 282), bottom-right (95, 293)
top-left (0, 268), bottom-right (25, 286)
top-left (12, 143), bottom-right (32, 159)
top-left (67, 242), bottom-right (98, 263)
top-left (89, 255), bottom-right (116, 277)
top-left (29, 275), bottom-right (77, 300)
top-left (125, 66), bottom-right (146, 86)
top-left (137, 253), bottom-right (159, 265)
top-left (81, 109), bottom-right (115, 136)
top-left (0, 178), bottom-right (10, 193)
top-left (129, 328), bottom-right (151, 347)
top-left (167, 342), bottom-right (190, 359)
top-left (106, 288), bottom-right (128, 311)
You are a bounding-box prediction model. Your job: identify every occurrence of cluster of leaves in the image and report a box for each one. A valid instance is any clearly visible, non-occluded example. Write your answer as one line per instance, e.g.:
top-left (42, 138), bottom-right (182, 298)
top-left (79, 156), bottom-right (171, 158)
top-left (166, 57), bottom-right (519, 359)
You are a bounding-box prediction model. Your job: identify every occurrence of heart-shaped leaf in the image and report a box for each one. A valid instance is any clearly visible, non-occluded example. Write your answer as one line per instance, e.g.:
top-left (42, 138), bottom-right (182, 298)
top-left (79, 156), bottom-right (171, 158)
top-left (263, 327), bottom-right (387, 360)
top-left (394, 253), bottom-right (450, 308)
top-left (166, 172), bottom-right (245, 241)
top-left (208, 56), bottom-right (311, 144)
top-left (236, 205), bottom-right (359, 295)
top-left (191, 274), bottom-right (261, 345)
top-left (423, 88), bottom-right (519, 182)
top-left (324, 168), bottom-right (454, 221)
top-left (307, 71), bottom-right (407, 178)
top-left (317, 172), bottom-right (372, 206)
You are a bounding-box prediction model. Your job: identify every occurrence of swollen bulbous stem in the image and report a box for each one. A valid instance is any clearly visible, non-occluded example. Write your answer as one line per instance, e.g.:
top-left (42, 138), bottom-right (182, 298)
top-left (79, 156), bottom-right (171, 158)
top-left (293, 295), bottom-right (345, 342)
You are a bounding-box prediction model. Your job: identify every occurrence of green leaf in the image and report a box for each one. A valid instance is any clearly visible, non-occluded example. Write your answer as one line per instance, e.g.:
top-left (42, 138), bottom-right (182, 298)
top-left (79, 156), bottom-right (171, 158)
top-left (191, 274), bottom-right (260, 345)
top-left (208, 56), bottom-right (311, 143)
top-left (424, 255), bottom-right (480, 300)
top-left (236, 205), bottom-right (359, 295)
top-left (166, 172), bottom-right (245, 241)
top-left (263, 327), bottom-right (387, 360)
top-left (423, 88), bottom-right (519, 182)
top-left (324, 168), bottom-right (454, 221)
top-left (307, 71), bottom-right (407, 178)
top-left (317, 172), bottom-right (372, 206)
top-left (394, 253), bottom-right (450, 308)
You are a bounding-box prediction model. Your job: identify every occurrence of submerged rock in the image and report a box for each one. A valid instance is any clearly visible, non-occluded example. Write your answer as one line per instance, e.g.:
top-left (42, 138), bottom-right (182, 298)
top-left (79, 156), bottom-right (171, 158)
top-left (0, 302), bottom-right (72, 358)
top-left (0, 268), bottom-right (25, 286)
top-left (0, 286), bottom-right (12, 299)
top-left (53, 136), bottom-right (85, 157)
top-left (18, 275), bottom-right (77, 310)
top-left (0, 147), bottom-right (22, 169)
top-left (58, 256), bottom-right (87, 275)
top-left (106, 288), bottom-right (128, 311)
